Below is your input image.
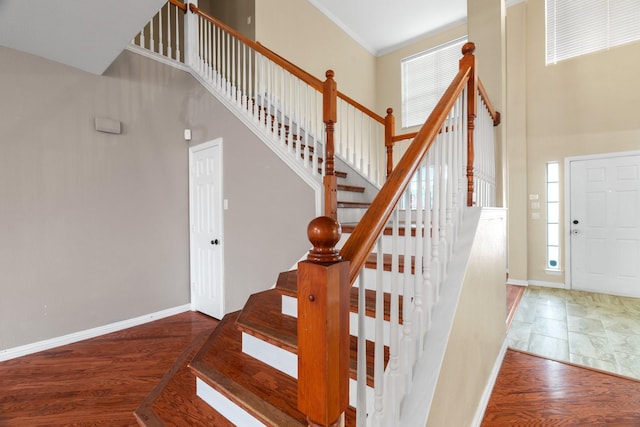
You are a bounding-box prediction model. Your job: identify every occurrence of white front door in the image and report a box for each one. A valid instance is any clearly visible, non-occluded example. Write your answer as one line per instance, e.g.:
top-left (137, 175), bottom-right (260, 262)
top-left (569, 153), bottom-right (640, 297)
top-left (189, 139), bottom-right (224, 319)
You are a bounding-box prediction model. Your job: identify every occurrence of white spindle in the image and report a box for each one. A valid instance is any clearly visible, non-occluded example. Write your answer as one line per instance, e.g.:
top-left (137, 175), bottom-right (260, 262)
top-left (373, 238), bottom-right (385, 426)
top-left (413, 164), bottom-right (425, 360)
top-left (388, 208), bottom-right (401, 424)
top-left (356, 271), bottom-right (367, 426)
top-left (401, 189), bottom-right (415, 394)
top-left (158, 6), bottom-right (164, 56)
top-left (150, 11), bottom-right (155, 53)
top-left (175, 5), bottom-right (180, 61)
top-left (439, 127), bottom-right (448, 281)
top-left (166, 4), bottom-right (172, 59)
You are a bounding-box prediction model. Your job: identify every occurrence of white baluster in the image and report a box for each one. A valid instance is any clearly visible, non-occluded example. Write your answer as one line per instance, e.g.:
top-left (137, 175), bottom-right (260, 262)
top-left (388, 208), bottom-right (401, 424)
top-left (373, 238), bottom-right (385, 426)
top-left (356, 271), bottom-right (367, 427)
top-left (439, 126), bottom-right (448, 280)
top-left (431, 140), bottom-right (441, 298)
top-left (175, 5), bottom-right (180, 61)
top-left (402, 189), bottom-right (415, 394)
top-left (413, 164), bottom-right (425, 360)
top-left (149, 10), bottom-right (155, 53)
top-left (158, 6), bottom-right (164, 56)
top-left (423, 152), bottom-right (433, 332)
top-left (166, 4), bottom-right (173, 59)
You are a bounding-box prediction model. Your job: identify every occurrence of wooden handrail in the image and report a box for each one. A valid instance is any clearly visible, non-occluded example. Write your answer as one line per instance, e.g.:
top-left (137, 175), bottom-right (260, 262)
top-left (189, 4), bottom-right (324, 91)
top-left (337, 91), bottom-right (385, 124)
top-left (478, 78), bottom-right (501, 126)
top-left (391, 132), bottom-right (418, 143)
top-left (168, 0), bottom-right (187, 12)
top-left (340, 64), bottom-right (472, 284)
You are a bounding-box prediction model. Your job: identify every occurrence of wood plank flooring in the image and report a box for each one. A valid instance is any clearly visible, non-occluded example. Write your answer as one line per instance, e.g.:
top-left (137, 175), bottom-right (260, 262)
top-left (482, 349), bottom-right (640, 426)
top-left (0, 311), bottom-right (217, 426)
top-left (2, 296), bottom-right (640, 426)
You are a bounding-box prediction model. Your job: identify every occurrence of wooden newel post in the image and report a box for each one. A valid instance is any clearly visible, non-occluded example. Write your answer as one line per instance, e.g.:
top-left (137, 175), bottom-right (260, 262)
top-left (323, 70), bottom-right (338, 220)
top-left (384, 108), bottom-right (395, 179)
top-left (460, 42), bottom-right (477, 207)
top-left (298, 216), bottom-right (350, 427)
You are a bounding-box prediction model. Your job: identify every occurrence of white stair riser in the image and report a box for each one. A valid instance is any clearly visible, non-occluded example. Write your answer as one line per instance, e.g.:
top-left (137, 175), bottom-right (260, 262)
top-left (196, 378), bottom-right (266, 427)
top-left (356, 268), bottom-right (413, 296)
top-left (280, 295), bottom-right (392, 347)
top-left (337, 189), bottom-right (369, 203)
top-left (338, 207), bottom-right (368, 224)
top-left (240, 332), bottom-right (372, 409)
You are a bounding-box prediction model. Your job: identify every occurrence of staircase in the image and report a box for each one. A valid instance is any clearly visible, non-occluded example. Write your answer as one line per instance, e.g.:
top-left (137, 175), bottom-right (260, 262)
top-left (131, 3), bottom-right (503, 426)
top-left (135, 214), bottom-right (407, 426)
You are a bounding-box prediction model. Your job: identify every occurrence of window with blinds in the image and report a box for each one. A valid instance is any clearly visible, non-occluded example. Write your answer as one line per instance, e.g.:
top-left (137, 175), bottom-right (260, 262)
top-left (546, 0), bottom-right (640, 64)
top-left (401, 37), bottom-right (467, 129)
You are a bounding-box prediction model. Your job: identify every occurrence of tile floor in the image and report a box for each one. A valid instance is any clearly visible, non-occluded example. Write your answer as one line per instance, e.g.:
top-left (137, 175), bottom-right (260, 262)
top-left (507, 285), bottom-right (640, 380)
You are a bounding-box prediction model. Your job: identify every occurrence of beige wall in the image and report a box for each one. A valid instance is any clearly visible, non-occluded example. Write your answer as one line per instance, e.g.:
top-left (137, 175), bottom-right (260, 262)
top-left (521, 0), bottom-right (640, 284)
top-left (255, 0), bottom-right (377, 110)
top-left (427, 209), bottom-right (507, 426)
top-left (199, 0), bottom-right (255, 41)
top-left (0, 46), bottom-right (314, 351)
top-left (505, 2), bottom-right (528, 284)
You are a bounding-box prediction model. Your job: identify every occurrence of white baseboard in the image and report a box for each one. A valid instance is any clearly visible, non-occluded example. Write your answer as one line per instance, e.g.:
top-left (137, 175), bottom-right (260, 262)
top-left (506, 278), bottom-right (528, 286)
top-left (471, 338), bottom-right (509, 427)
top-left (528, 279), bottom-right (567, 289)
top-left (0, 304), bottom-right (192, 362)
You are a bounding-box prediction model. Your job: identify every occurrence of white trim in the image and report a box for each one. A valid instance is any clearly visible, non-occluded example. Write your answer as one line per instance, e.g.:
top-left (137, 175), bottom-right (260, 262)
top-left (564, 149), bottom-right (640, 292)
top-left (528, 279), bottom-right (566, 289)
top-left (196, 378), bottom-right (266, 427)
top-left (189, 139), bottom-right (225, 318)
top-left (0, 304), bottom-right (191, 362)
top-left (506, 278), bottom-right (529, 286)
top-left (125, 45), bottom-right (191, 72)
top-left (471, 339), bottom-right (509, 427)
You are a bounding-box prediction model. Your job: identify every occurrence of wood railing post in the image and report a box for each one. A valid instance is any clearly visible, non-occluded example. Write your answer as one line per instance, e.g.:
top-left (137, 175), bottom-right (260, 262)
top-left (384, 108), bottom-right (395, 179)
top-left (323, 70), bottom-right (338, 220)
top-left (460, 42), bottom-right (477, 207)
top-left (298, 216), bottom-right (349, 427)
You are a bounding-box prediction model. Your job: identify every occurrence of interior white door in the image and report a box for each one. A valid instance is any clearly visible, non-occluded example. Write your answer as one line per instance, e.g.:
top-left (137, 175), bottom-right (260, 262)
top-left (569, 154), bottom-right (640, 297)
top-left (189, 139), bottom-right (224, 319)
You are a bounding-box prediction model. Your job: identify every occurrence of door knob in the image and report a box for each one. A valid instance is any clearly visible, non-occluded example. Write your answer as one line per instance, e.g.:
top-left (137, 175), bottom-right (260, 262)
top-left (211, 239), bottom-right (220, 245)
top-left (571, 229), bottom-right (579, 235)
top-left (573, 220), bottom-right (579, 225)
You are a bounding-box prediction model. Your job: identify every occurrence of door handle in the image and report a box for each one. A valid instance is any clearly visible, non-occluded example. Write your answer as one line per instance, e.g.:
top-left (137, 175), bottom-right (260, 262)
top-left (211, 239), bottom-right (220, 245)
top-left (571, 229), bottom-right (579, 235)
top-left (573, 220), bottom-right (579, 225)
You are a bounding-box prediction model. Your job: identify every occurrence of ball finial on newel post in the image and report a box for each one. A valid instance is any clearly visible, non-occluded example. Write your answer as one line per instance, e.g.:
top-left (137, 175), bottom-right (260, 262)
top-left (462, 42), bottom-right (476, 56)
top-left (306, 216), bottom-right (342, 263)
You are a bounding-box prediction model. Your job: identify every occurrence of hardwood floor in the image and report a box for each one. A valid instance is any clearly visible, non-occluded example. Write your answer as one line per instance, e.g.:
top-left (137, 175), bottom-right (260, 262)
top-left (0, 311), bottom-right (217, 426)
top-left (2, 301), bottom-right (640, 426)
top-left (482, 349), bottom-right (640, 426)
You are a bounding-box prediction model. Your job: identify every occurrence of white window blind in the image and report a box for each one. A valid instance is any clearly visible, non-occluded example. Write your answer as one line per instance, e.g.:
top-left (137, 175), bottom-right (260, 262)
top-left (401, 37), bottom-right (467, 129)
top-left (546, 0), bottom-right (640, 64)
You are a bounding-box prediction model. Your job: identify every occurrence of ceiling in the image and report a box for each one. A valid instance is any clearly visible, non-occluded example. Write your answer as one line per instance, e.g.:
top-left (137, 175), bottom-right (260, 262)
top-left (309, 0), bottom-right (468, 56)
top-left (0, 0), bottom-right (166, 75)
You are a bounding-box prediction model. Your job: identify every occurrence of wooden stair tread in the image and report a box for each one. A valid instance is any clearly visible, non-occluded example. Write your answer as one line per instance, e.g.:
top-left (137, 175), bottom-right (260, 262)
top-left (236, 289), bottom-right (297, 352)
top-left (338, 201), bottom-right (371, 209)
top-left (365, 253), bottom-right (416, 274)
top-left (276, 270), bottom-right (404, 323)
top-left (190, 313), bottom-right (356, 426)
top-left (338, 184), bottom-right (366, 193)
top-left (135, 330), bottom-right (233, 427)
top-left (235, 288), bottom-right (389, 386)
top-left (342, 222), bottom-right (427, 237)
